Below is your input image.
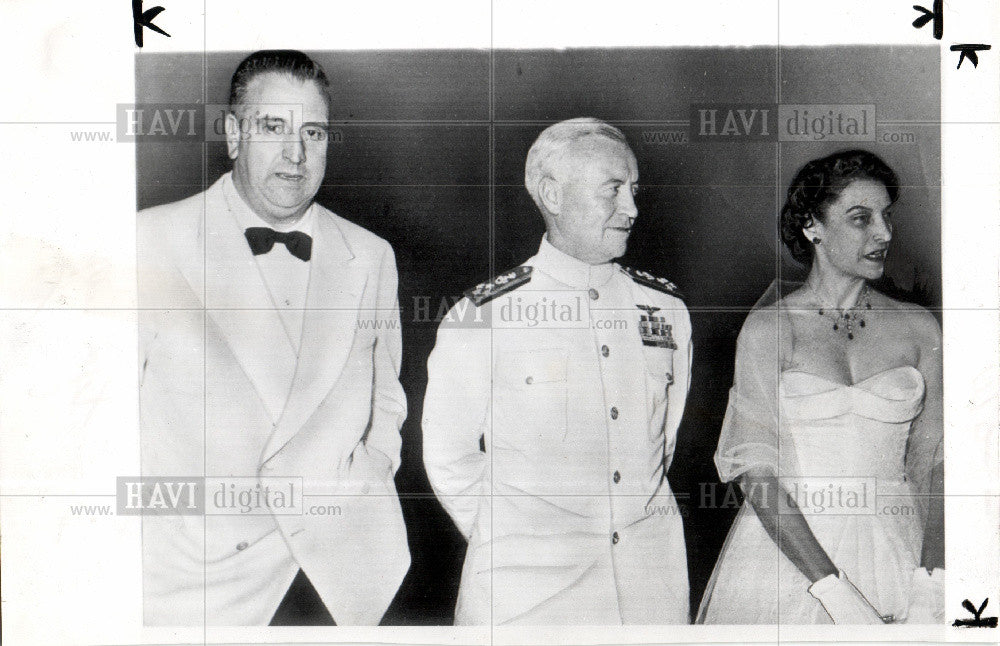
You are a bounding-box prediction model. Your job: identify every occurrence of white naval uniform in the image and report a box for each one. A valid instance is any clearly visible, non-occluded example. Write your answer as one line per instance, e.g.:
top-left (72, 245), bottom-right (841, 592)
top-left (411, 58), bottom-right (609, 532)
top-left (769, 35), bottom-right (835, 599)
top-left (422, 236), bottom-right (693, 625)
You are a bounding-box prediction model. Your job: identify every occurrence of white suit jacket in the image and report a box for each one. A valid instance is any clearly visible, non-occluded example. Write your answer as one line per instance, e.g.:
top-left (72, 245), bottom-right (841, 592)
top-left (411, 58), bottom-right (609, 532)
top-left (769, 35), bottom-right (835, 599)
top-left (423, 237), bottom-right (693, 625)
top-left (137, 173), bottom-right (409, 625)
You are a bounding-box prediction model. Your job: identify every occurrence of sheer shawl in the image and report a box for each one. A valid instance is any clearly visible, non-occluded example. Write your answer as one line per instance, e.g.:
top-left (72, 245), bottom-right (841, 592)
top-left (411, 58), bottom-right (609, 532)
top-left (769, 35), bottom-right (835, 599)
top-left (902, 340), bottom-right (944, 528)
top-left (904, 418), bottom-right (943, 527)
top-left (713, 280), bottom-right (799, 482)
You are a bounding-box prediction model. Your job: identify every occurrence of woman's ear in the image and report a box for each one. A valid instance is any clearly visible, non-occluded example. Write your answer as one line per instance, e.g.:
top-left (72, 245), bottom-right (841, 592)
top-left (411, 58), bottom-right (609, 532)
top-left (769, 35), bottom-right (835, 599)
top-left (802, 216), bottom-right (825, 245)
top-left (538, 175), bottom-right (561, 217)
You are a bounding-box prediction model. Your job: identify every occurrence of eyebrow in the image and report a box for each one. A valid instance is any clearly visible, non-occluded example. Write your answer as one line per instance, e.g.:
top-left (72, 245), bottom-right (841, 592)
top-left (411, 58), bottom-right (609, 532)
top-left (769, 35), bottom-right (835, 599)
top-left (846, 204), bottom-right (894, 216)
top-left (846, 205), bottom-right (873, 213)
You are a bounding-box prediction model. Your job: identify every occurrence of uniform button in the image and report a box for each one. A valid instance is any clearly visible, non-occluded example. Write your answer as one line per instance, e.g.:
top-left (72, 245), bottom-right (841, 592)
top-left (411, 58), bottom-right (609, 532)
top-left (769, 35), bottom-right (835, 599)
top-left (613, 470), bottom-right (621, 483)
top-left (589, 288), bottom-right (599, 301)
top-left (610, 406), bottom-right (619, 420)
top-left (601, 345), bottom-right (610, 357)
top-left (525, 376), bottom-right (534, 385)
top-left (612, 531), bottom-right (620, 545)
top-left (665, 372), bottom-right (674, 385)
top-left (236, 541), bottom-right (249, 551)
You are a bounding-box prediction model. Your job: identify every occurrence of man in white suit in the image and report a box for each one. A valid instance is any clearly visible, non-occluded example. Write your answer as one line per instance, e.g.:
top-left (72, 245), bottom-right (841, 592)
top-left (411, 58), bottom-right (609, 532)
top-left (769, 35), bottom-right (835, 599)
top-left (423, 119), bottom-right (693, 625)
top-left (138, 50), bottom-right (409, 626)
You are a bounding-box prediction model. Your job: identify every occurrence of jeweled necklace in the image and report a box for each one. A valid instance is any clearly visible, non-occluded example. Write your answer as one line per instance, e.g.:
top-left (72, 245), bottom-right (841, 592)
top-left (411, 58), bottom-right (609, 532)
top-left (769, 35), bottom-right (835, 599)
top-left (812, 283), bottom-right (871, 340)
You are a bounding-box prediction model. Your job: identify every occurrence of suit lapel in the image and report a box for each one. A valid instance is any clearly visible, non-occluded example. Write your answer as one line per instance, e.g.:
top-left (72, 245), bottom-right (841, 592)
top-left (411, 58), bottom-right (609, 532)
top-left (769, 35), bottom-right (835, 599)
top-left (262, 208), bottom-right (368, 462)
top-left (201, 176), bottom-right (299, 423)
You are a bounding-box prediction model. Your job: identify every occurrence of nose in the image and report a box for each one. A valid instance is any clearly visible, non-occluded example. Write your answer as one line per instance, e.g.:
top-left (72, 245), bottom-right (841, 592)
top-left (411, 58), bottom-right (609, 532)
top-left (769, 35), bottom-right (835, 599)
top-left (874, 213), bottom-right (893, 243)
top-left (282, 132), bottom-right (306, 164)
top-left (619, 189), bottom-right (638, 225)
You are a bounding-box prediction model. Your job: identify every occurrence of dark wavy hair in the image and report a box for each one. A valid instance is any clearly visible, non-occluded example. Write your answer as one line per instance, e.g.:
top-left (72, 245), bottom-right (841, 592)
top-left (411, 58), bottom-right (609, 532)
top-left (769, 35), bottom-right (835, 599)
top-left (780, 150), bottom-right (899, 264)
top-left (228, 49), bottom-right (330, 113)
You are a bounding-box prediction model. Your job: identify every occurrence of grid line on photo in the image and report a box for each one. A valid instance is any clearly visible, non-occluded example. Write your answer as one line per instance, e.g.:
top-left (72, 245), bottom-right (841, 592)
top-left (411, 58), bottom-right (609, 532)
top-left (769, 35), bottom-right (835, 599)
top-left (775, 22), bottom-right (785, 632)
top-left (489, 3), bottom-right (496, 634)
top-left (201, 11), bottom-right (210, 636)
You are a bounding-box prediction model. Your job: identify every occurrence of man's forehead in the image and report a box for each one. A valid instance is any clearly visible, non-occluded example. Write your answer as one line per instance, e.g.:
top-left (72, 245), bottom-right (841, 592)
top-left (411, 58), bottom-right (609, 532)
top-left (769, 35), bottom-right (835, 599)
top-left (239, 72), bottom-right (328, 117)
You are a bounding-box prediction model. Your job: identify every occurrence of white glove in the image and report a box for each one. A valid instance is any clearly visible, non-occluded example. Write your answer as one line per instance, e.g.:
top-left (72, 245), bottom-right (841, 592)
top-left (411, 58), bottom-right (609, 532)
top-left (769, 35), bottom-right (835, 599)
top-left (808, 570), bottom-right (889, 624)
top-left (905, 567), bottom-right (945, 624)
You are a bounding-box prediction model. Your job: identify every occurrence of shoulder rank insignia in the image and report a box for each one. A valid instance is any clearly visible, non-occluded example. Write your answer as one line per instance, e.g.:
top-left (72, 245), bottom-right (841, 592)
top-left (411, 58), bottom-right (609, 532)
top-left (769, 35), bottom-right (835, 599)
top-left (464, 265), bottom-right (533, 306)
top-left (620, 266), bottom-right (684, 299)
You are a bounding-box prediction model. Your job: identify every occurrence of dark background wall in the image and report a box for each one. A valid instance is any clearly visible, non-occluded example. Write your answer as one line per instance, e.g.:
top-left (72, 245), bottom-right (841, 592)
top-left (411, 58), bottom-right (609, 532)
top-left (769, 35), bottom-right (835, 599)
top-left (136, 46), bottom-right (940, 624)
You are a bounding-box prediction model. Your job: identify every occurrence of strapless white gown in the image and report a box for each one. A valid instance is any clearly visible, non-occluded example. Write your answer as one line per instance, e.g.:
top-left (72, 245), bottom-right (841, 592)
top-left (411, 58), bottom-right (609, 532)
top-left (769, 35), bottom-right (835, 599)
top-left (699, 366), bottom-right (926, 624)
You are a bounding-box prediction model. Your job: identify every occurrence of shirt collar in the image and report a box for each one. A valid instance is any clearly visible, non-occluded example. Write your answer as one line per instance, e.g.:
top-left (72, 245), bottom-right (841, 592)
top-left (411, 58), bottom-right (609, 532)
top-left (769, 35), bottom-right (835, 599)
top-left (221, 171), bottom-right (315, 237)
top-left (533, 234), bottom-right (616, 289)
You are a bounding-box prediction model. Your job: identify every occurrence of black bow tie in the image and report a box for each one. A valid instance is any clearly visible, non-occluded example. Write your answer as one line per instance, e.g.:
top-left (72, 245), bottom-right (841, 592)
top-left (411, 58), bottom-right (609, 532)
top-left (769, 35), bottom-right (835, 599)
top-left (244, 227), bottom-right (312, 261)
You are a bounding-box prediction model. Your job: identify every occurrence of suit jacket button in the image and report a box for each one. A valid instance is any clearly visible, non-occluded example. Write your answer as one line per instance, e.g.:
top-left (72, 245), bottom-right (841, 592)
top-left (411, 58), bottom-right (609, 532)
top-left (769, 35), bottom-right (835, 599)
top-left (611, 531), bottom-right (620, 545)
top-left (236, 541), bottom-right (249, 551)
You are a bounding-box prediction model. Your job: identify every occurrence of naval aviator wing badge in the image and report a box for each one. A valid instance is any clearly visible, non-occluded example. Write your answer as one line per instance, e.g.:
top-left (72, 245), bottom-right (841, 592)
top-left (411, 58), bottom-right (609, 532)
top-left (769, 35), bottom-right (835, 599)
top-left (636, 304), bottom-right (677, 349)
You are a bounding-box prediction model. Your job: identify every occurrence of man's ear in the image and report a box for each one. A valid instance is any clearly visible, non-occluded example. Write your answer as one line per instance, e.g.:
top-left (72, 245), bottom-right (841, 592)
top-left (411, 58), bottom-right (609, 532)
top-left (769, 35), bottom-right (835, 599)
top-left (538, 175), bottom-right (561, 217)
top-left (225, 112), bottom-right (241, 161)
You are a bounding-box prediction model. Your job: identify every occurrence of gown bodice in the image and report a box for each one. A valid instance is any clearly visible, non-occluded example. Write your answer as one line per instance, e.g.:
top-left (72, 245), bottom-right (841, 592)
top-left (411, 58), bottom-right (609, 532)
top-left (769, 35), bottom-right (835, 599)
top-left (779, 365), bottom-right (925, 482)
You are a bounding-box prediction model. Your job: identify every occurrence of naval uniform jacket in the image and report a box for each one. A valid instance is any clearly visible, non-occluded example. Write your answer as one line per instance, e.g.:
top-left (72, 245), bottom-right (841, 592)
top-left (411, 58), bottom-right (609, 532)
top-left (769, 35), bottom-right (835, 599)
top-left (422, 237), bottom-right (692, 625)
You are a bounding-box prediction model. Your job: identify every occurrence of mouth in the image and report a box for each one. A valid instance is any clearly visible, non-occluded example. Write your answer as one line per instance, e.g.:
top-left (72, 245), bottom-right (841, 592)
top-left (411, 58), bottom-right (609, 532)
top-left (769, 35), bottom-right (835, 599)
top-left (274, 172), bottom-right (306, 182)
top-left (863, 248), bottom-right (888, 262)
top-left (607, 226), bottom-right (632, 235)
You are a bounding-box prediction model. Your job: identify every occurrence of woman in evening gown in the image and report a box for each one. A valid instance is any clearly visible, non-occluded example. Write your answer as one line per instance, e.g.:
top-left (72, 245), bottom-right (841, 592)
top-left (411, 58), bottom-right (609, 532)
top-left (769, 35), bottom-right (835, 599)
top-left (698, 150), bottom-right (944, 624)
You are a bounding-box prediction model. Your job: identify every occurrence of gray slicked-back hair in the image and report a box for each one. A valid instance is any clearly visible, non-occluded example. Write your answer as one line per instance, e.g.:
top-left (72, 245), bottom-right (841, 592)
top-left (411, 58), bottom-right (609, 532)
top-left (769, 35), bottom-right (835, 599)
top-left (524, 118), bottom-right (630, 214)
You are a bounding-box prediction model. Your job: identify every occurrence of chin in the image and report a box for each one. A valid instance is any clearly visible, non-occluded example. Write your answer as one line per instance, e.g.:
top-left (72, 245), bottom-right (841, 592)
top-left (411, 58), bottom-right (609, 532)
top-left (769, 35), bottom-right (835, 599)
top-left (859, 265), bottom-right (885, 281)
top-left (604, 243), bottom-right (628, 261)
top-left (265, 189), bottom-right (313, 208)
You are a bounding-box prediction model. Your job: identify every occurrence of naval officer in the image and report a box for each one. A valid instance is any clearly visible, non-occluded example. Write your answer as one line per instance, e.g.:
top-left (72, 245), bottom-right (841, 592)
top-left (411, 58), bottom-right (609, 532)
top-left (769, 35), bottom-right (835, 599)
top-left (422, 118), bottom-right (693, 625)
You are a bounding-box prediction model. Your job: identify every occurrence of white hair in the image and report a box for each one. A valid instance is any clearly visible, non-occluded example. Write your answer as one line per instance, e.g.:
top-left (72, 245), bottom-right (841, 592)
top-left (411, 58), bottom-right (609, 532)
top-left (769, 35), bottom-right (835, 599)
top-left (524, 117), bottom-right (630, 214)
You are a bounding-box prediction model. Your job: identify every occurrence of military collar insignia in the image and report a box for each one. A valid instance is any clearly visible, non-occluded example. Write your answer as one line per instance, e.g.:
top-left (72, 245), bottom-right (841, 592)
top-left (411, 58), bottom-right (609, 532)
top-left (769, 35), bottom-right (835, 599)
top-left (620, 266), bottom-right (683, 299)
top-left (636, 303), bottom-right (677, 349)
top-left (465, 265), bottom-right (533, 306)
